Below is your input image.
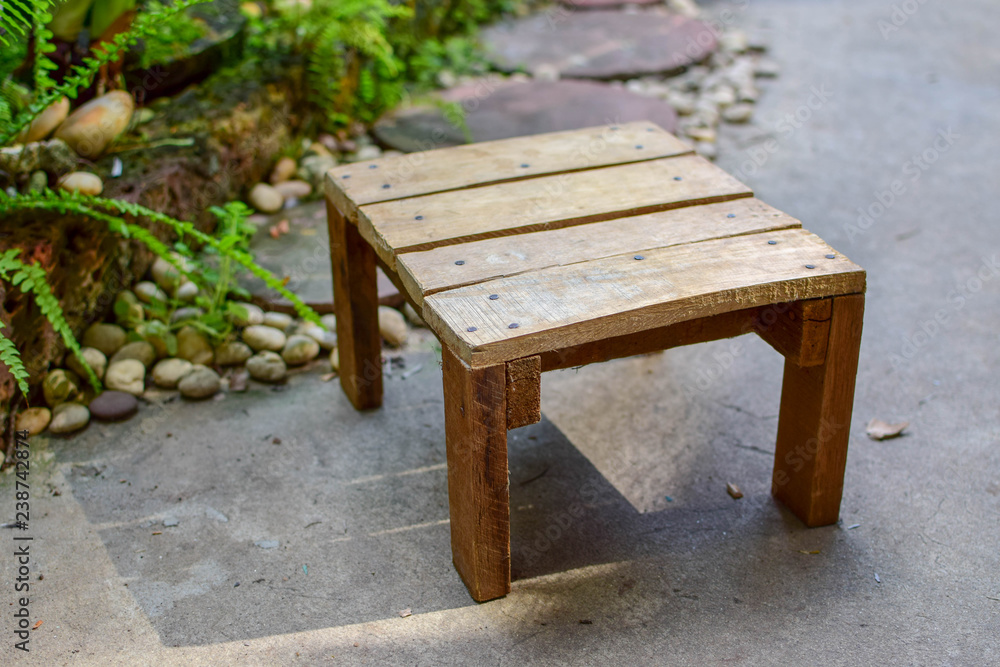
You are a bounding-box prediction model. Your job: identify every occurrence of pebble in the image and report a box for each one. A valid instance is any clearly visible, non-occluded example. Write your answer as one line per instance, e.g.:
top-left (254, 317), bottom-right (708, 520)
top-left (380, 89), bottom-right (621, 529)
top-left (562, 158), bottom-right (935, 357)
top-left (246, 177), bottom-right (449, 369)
top-left (54, 90), bottom-right (134, 158)
top-left (401, 302), bottom-right (425, 328)
top-left (255, 540), bottom-right (280, 549)
top-left (88, 390), bottom-right (138, 421)
top-left (298, 154), bottom-right (337, 187)
top-left (28, 170), bottom-right (48, 192)
top-left (695, 141), bottom-right (718, 160)
top-left (49, 402), bottom-right (90, 434)
top-left (273, 179), bottom-right (312, 200)
top-left (320, 314), bottom-right (337, 331)
top-left (722, 103), bottom-right (755, 124)
top-left (720, 29), bottom-right (749, 54)
top-left (114, 291), bottom-right (144, 328)
top-left (378, 306), bottom-right (408, 347)
top-left (110, 341), bottom-right (156, 368)
top-left (263, 311), bottom-right (294, 331)
top-left (216, 340), bottom-right (253, 366)
top-left (242, 325), bottom-right (286, 352)
top-left (246, 351), bottom-right (287, 383)
top-left (177, 326), bottom-right (214, 365)
top-left (152, 358), bottom-right (194, 388)
top-left (685, 126), bottom-right (717, 143)
top-left (229, 368), bottom-right (249, 392)
top-left (20, 97), bottom-right (69, 143)
top-left (16, 407), bottom-right (51, 435)
top-left (269, 156), bottom-right (298, 184)
top-left (67, 347), bottom-right (107, 382)
top-left (754, 58), bottom-right (780, 78)
top-left (329, 348), bottom-right (339, 372)
top-left (57, 171), bottom-right (103, 195)
top-left (178, 365), bottom-right (221, 399)
top-left (248, 183), bottom-right (284, 213)
top-left (105, 359), bottom-right (146, 395)
top-left (151, 256), bottom-right (182, 291)
top-left (667, 0), bottom-right (700, 18)
top-left (708, 86), bottom-right (736, 107)
top-left (231, 302), bottom-right (265, 326)
top-left (282, 335), bottom-right (320, 366)
top-left (162, 517), bottom-right (180, 527)
top-left (737, 85), bottom-right (759, 103)
top-left (353, 145), bottom-right (382, 162)
top-left (170, 307), bottom-right (204, 325)
top-left (173, 281), bottom-right (199, 302)
top-left (43, 369), bottom-right (81, 407)
top-left (134, 280), bottom-right (168, 304)
top-left (296, 322), bottom-right (337, 350)
top-left (667, 91), bottom-right (696, 116)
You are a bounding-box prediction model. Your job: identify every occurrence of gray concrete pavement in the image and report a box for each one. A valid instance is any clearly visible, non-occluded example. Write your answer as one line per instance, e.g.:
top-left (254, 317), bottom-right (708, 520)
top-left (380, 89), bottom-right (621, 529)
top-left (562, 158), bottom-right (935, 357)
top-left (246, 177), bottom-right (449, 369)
top-left (3, 0), bottom-right (999, 664)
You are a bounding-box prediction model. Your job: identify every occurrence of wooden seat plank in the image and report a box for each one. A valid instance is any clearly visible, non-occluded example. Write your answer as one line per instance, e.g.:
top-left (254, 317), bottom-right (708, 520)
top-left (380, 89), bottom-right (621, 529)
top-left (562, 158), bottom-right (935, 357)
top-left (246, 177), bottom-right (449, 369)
top-left (397, 198), bottom-right (801, 307)
top-left (325, 122), bottom-right (692, 217)
top-left (423, 228), bottom-right (866, 365)
top-left (359, 154), bottom-right (753, 269)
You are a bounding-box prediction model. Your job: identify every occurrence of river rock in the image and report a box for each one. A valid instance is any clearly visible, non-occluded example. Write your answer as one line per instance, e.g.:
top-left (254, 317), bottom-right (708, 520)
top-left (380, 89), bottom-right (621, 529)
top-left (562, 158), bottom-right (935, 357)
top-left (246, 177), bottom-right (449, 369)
top-left (298, 154), bottom-right (337, 188)
top-left (231, 302), bottom-right (265, 326)
top-left (178, 365), bottom-right (221, 399)
top-left (320, 314), bottom-right (337, 331)
top-left (249, 183), bottom-right (283, 213)
top-left (401, 302), bottom-right (425, 328)
top-left (105, 359), bottom-right (146, 395)
top-left (297, 321), bottom-right (337, 350)
top-left (82, 323), bottom-right (127, 356)
top-left (135, 280), bottom-right (168, 304)
top-left (49, 402), bottom-right (90, 434)
top-left (282, 335), bottom-right (320, 366)
top-left (246, 351), bottom-right (287, 383)
top-left (43, 369), bottom-right (81, 407)
top-left (722, 103), bottom-right (754, 124)
top-left (329, 347), bottom-right (339, 372)
top-left (110, 340), bottom-right (156, 368)
top-left (177, 326), bottom-right (214, 365)
top-left (216, 340), bottom-right (253, 366)
top-left (27, 170), bottom-right (48, 192)
top-left (19, 97), bottom-right (70, 143)
top-left (378, 306), bottom-right (408, 347)
top-left (242, 325), bottom-right (286, 352)
top-left (0, 138), bottom-right (76, 175)
top-left (173, 281), bottom-right (199, 302)
top-left (151, 256), bottom-right (183, 291)
top-left (88, 390), bottom-right (139, 421)
top-left (273, 179), bottom-right (312, 200)
top-left (269, 156), bottom-right (298, 184)
top-left (151, 358), bottom-right (194, 388)
top-left (114, 291), bottom-right (144, 328)
top-left (57, 171), bottom-right (103, 195)
top-left (263, 311), bottom-right (293, 331)
top-left (67, 347), bottom-right (107, 382)
top-left (170, 307), bottom-right (204, 325)
top-left (16, 407), bottom-right (51, 435)
top-left (54, 90), bottom-right (134, 158)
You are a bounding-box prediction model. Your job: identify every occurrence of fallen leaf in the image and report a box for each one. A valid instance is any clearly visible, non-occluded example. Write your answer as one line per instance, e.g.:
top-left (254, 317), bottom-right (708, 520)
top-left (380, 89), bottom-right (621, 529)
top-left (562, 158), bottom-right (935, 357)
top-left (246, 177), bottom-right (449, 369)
top-left (797, 550), bottom-right (821, 555)
top-left (32, 620), bottom-right (42, 630)
top-left (866, 418), bottom-right (908, 440)
top-left (398, 608), bottom-right (412, 618)
top-left (726, 482), bottom-right (743, 499)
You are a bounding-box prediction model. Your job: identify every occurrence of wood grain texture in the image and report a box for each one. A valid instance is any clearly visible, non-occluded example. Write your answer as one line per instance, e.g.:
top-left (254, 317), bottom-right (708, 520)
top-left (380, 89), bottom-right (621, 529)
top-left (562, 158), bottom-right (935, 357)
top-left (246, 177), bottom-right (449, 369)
top-left (359, 154), bottom-right (753, 270)
top-left (398, 198), bottom-right (800, 307)
top-left (425, 228), bottom-right (866, 366)
top-left (324, 122), bottom-right (692, 218)
top-left (442, 346), bottom-right (511, 601)
top-left (506, 356), bottom-right (541, 429)
top-left (753, 298), bottom-right (833, 367)
top-left (772, 294), bottom-right (865, 527)
top-left (326, 199), bottom-right (383, 410)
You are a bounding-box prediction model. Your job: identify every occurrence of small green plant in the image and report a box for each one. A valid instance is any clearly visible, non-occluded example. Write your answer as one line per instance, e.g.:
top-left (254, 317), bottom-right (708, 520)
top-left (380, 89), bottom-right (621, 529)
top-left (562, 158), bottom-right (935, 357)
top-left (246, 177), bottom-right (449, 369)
top-left (0, 322), bottom-right (30, 396)
top-left (137, 1), bottom-right (211, 69)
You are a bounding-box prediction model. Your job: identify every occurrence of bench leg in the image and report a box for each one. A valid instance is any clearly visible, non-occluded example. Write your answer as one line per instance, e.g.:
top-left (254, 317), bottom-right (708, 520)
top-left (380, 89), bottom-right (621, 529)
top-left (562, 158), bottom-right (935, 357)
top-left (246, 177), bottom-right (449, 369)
top-left (772, 294), bottom-right (864, 527)
top-left (442, 346), bottom-right (511, 601)
top-left (326, 199), bottom-right (382, 410)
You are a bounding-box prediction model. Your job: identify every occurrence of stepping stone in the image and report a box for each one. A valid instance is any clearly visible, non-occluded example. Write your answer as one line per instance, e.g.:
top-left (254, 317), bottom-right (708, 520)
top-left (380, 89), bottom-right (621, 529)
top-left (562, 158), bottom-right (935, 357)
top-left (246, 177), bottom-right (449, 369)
top-left (374, 79), bottom-right (678, 153)
top-left (482, 10), bottom-right (716, 79)
top-left (240, 202), bottom-right (402, 313)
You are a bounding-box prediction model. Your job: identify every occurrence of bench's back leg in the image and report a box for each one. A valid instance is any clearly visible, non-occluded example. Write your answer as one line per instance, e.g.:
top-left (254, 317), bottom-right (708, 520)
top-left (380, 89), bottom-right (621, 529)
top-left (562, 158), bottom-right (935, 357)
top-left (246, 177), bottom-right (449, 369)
top-left (442, 346), bottom-right (511, 601)
top-left (326, 198), bottom-right (383, 410)
top-left (772, 294), bottom-right (865, 526)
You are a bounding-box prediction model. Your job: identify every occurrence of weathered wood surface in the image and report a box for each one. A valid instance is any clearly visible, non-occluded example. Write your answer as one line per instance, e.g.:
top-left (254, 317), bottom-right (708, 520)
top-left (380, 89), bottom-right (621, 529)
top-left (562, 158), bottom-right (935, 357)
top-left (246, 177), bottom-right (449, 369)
top-left (424, 228), bottom-right (865, 366)
top-left (506, 355), bottom-right (541, 429)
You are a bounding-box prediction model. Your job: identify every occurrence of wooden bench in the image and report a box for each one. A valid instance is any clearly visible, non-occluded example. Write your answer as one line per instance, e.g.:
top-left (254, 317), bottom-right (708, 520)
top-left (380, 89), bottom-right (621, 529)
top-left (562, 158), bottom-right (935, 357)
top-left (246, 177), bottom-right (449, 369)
top-left (324, 122), bottom-right (865, 602)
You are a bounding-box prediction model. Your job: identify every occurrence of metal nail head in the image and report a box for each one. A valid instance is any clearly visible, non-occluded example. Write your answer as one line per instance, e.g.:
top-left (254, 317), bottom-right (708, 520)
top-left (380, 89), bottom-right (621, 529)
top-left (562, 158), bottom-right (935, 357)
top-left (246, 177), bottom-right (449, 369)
top-left (489, 294), bottom-right (499, 300)
top-left (369, 164), bottom-right (378, 169)
top-left (727, 213), bottom-right (736, 218)
top-left (634, 255), bottom-right (645, 260)
top-left (674, 176), bottom-right (682, 181)
top-left (382, 184), bottom-right (391, 189)
top-left (825, 254), bottom-right (836, 259)
top-left (341, 174), bottom-right (351, 179)
top-left (415, 215), bottom-right (423, 220)
top-left (805, 264), bottom-right (815, 269)
top-left (508, 323), bottom-right (519, 329)
top-left (454, 260), bottom-right (465, 265)
top-left (467, 327), bottom-right (477, 332)
top-left (768, 240), bottom-right (778, 245)
top-left (521, 163), bottom-right (530, 168)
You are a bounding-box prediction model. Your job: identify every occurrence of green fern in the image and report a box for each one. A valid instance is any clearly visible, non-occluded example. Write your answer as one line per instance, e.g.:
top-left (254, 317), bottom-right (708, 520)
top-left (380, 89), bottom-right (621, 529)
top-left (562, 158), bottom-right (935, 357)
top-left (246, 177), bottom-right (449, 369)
top-left (0, 248), bottom-right (101, 393)
top-left (0, 0), bottom-right (53, 46)
top-left (0, 322), bottom-right (30, 396)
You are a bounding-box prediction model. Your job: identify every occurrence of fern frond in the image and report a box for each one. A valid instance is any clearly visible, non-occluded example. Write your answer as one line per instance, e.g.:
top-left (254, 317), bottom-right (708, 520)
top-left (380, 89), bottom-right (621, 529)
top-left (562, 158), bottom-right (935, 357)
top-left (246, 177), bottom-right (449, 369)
top-left (0, 321), bottom-right (30, 396)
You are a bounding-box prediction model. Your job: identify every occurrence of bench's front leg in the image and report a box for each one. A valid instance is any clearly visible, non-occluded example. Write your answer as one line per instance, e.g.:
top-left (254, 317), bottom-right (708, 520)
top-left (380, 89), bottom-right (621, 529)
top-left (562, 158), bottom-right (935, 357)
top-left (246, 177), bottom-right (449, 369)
top-left (326, 199), bottom-right (382, 410)
top-left (772, 294), bottom-right (865, 526)
top-left (442, 346), bottom-right (511, 601)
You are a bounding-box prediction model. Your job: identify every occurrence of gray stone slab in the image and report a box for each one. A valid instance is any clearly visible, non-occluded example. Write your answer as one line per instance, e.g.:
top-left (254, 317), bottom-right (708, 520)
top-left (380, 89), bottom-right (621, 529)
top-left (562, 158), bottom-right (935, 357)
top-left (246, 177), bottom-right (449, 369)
top-left (482, 10), bottom-right (717, 79)
top-left (374, 79), bottom-right (678, 153)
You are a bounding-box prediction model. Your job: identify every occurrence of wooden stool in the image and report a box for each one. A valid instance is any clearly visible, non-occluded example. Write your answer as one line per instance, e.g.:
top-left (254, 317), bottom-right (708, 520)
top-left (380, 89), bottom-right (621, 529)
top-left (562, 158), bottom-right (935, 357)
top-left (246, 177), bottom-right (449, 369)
top-left (324, 123), bottom-right (865, 602)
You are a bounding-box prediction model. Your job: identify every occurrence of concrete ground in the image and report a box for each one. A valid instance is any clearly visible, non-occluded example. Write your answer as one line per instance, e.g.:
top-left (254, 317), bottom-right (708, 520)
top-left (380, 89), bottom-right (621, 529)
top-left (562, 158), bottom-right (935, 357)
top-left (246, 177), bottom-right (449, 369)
top-left (3, 0), bottom-right (999, 664)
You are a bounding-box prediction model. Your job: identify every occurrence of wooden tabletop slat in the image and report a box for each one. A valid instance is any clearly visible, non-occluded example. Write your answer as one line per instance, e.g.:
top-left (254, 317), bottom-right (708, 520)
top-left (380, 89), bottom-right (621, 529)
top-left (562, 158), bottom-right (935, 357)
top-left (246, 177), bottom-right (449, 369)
top-left (397, 198), bottom-right (801, 307)
top-left (359, 154), bottom-right (753, 270)
top-left (423, 228), bottom-right (866, 365)
top-left (324, 122), bottom-right (692, 217)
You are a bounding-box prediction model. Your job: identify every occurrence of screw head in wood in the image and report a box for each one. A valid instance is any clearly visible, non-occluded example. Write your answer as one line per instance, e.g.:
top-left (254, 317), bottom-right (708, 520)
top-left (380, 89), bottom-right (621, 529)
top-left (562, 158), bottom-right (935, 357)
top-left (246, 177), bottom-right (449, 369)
top-left (634, 255), bottom-right (644, 260)
top-left (727, 213), bottom-right (736, 218)
top-left (674, 176), bottom-right (682, 181)
top-left (635, 145), bottom-right (644, 149)
top-left (341, 174), bottom-right (351, 179)
top-left (805, 264), bottom-right (815, 269)
top-left (825, 254), bottom-right (836, 259)
top-left (489, 294), bottom-right (499, 300)
top-left (521, 163), bottom-right (530, 168)
top-left (454, 260), bottom-right (465, 265)
top-left (382, 184), bottom-right (391, 189)
top-left (369, 164), bottom-right (378, 169)
top-left (768, 240), bottom-right (778, 245)
top-left (467, 326), bottom-right (477, 332)
top-left (415, 215), bottom-right (423, 220)
top-left (508, 323), bottom-right (519, 329)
